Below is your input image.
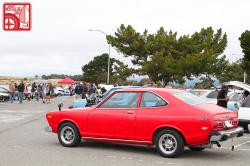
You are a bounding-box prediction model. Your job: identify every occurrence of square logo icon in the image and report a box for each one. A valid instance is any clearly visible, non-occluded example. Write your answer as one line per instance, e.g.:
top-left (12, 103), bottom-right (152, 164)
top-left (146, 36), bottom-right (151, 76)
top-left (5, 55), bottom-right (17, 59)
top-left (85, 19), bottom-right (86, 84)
top-left (3, 2), bottom-right (31, 31)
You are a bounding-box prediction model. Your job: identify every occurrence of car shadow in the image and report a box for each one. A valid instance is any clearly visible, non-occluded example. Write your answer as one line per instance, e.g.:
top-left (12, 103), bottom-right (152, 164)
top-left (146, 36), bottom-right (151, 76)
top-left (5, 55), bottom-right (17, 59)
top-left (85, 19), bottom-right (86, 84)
top-left (49, 141), bottom-right (240, 160)
top-left (78, 141), bottom-right (157, 155)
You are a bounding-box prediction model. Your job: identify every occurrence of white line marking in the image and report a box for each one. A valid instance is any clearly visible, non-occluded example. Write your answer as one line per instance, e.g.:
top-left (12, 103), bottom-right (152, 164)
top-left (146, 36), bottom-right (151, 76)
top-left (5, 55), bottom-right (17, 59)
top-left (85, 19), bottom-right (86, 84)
top-left (0, 114), bottom-right (32, 123)
top-left (0, 110), bottom-right (44, 114)
top-left (235, 141), bottom-right (250, 148)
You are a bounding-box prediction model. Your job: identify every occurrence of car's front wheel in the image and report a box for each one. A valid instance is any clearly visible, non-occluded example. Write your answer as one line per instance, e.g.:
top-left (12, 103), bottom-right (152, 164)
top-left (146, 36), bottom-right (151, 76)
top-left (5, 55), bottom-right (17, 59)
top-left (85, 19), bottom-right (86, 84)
top-left (155, 129), bottom-right (185, 158)
top-left (58, 122), bottom-right (81, 147)
top-left (0, 96), bottom-right (5, 102)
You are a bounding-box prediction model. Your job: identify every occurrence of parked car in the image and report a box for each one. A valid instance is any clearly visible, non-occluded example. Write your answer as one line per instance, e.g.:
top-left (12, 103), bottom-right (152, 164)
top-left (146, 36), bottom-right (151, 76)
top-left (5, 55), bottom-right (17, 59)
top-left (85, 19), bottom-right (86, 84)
top-left (45, 88), bottom-right (243, 157)
top-left (0, 87), bottom-right (10, 102)
top-left (197, 89), bottom-right (241, 112)
top-left (238, 95), bottom-right (250, 132)
top-left (54, 87), bottom-right (64, 96)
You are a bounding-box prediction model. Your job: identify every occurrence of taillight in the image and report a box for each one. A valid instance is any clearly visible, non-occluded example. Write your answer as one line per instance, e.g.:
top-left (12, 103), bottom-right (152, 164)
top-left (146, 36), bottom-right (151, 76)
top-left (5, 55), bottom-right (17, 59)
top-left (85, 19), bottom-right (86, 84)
top-left (214, 120), bottom-right (224, 130)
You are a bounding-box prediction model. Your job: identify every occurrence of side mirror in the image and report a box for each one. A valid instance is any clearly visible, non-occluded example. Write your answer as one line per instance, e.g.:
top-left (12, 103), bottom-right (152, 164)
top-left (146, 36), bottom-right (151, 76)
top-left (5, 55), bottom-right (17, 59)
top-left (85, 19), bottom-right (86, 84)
top-left (58, 103), bottom-right (63, 111)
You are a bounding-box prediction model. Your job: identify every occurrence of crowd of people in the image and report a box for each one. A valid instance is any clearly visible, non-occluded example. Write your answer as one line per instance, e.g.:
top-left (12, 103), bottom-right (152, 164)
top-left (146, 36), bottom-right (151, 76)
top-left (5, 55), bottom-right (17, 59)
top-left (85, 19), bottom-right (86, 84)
top-left (73, 82), bottom-right (107, 100)
top-left (7, 80), bottom-right (108, 105)
top-left (8, 80), bottom-right (54, 104)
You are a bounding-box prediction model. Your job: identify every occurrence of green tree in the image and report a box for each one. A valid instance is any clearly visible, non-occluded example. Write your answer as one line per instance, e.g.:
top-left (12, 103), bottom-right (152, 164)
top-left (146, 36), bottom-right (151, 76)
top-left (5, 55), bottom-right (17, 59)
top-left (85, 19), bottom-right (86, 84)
top-left (216, 59), bottom-right (244, 83)
top-left (107, 25), bottom-right (228, 84)
top-left (82, 53), bottom-right (133, 84)
top-left (194, 76), bottom-right (214, 89)
top-left (239, 30), bottom-right (250, 83)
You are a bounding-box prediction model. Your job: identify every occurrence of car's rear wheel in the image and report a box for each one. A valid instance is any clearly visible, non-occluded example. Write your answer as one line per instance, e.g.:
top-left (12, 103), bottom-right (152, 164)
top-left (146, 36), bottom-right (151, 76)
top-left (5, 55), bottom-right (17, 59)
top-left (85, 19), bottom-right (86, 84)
top-left (155, 129), bottom-right (184, 158)
top-left (58, 122), bottom-right (81, 147)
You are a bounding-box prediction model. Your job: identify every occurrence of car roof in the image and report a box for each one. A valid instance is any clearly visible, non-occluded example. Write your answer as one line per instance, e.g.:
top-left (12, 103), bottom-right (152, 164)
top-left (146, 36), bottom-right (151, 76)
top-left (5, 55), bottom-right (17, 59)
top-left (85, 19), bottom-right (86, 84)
top-left (115, 87), bottom-right (183, 93)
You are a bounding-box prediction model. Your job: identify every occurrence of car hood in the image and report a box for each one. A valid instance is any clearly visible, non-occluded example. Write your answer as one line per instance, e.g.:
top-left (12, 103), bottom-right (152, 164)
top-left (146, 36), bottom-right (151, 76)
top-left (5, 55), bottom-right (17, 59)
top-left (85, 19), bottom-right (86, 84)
top-left (60, 106), bottom-right (94, 112)
top-left (0, 92), bottom-right (9, 96)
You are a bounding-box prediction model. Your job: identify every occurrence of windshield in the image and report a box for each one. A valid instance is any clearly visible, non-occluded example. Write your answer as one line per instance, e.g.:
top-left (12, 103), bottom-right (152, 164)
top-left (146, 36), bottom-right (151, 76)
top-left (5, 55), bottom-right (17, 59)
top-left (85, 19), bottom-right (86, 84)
top-left (173, 91), bottom-right (208, 105)
top-left (0, 87), bottom-right (8, 93)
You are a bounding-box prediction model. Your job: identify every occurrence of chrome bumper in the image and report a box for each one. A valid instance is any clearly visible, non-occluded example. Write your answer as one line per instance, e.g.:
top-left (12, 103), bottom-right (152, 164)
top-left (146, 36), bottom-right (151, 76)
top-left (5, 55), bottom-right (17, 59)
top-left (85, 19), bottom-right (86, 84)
top-left (44, 126), bottom-right (52, 132)
top-left (210, 127), bottom-right (244, 142)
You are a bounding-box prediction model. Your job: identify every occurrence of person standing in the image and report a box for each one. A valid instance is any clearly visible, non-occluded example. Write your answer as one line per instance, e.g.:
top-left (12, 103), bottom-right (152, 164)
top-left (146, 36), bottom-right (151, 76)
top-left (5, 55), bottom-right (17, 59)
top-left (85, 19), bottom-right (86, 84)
top-left (9, 80), bottom-right (15, 103)
top-left (26, 84), bottom-right (32, 101)
top-left (217, 85), bottom-right (229, 108)
top-left (17, 81), bottom-right (25, 104)
top-left (35, 84), bottom-right (41, 101)
top-left (75, 83), bottom-right (83, 99)
top-left (82, 82), bottom-right (88, 99)
top-left (31, 82), bottom-right (36, 99)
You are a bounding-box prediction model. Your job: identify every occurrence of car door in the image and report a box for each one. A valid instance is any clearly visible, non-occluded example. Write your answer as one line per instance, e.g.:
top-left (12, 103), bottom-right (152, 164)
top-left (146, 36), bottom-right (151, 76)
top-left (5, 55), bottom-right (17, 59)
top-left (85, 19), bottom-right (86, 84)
top-left (135, 92), bottom-right (168, 141)
top-left (238, 96), bottom-right (250, 120)
top-left (87, 91), bottom-right (140, 140)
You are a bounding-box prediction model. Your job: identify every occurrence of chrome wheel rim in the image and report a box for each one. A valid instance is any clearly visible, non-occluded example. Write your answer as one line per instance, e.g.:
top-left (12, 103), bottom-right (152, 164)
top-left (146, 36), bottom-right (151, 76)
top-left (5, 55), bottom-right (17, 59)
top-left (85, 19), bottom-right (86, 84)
top-left (60, 126), bottom-right (75, 145)
top-left (159, 134), bottom-right (177, 154)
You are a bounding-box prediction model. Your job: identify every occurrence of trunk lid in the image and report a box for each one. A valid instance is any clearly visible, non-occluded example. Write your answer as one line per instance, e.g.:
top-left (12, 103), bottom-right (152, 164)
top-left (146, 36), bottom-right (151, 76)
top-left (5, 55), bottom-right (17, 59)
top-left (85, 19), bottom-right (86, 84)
top-left (194, 103), bottom-right (238, 130)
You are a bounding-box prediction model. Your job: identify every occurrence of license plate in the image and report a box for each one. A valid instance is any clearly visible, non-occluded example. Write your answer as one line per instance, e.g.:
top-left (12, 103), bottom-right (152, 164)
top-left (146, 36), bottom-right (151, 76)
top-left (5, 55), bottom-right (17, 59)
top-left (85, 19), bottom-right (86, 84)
top-left (224, 120), bottom-right (233, 128)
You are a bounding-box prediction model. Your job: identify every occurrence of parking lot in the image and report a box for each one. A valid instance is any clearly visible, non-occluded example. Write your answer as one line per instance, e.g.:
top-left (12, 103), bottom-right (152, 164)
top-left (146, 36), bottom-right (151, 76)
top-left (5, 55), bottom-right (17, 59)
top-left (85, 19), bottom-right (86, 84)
top-left (1, 97), bottom-right (250, 166)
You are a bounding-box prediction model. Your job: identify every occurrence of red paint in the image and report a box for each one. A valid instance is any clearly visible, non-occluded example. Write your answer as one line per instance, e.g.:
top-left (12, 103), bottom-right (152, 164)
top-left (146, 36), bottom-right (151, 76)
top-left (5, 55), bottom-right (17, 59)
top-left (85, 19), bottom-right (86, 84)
top-left (3, 2), bottom-right (31, 31)
top-left (46, 88), bottom-right (239, 146)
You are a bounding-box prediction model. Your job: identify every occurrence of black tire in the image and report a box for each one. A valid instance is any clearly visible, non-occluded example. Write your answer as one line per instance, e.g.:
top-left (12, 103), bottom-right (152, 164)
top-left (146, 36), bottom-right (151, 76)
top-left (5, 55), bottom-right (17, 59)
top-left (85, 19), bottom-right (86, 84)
top-left (155, 129), bottom-right (185, 158)
top-left (0, 96), bottom-right (5, 102)
top-left (188, 147), bottom-right (205, 151)
top-left (58, 122), bottom-right (81, 147)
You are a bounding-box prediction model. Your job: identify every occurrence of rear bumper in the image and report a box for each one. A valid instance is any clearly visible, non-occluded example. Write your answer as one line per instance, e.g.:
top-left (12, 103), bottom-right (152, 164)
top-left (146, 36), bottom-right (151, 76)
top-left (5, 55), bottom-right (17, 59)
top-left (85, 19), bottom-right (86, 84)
top-left (209, 127), bottom-right (244, 142)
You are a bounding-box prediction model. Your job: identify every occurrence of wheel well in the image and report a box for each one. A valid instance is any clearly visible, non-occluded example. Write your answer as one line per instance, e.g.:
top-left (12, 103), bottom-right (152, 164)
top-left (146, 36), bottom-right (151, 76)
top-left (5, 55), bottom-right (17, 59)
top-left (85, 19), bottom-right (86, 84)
top-left (57, 120), bottom-right (79, 133)
top-left (153, 127), bottom-right (187, 145)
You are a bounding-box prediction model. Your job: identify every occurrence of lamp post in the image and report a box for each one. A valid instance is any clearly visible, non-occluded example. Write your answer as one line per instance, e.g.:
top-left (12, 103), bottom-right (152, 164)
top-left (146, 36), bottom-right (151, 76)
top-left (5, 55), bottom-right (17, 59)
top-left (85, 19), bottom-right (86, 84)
top-left (89, 29), bottom-right (111, 84)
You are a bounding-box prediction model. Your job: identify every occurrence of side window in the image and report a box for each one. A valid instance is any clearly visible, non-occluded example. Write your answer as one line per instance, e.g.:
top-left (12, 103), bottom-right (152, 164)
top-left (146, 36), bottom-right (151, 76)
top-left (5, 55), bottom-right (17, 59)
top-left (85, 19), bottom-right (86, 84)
top-left (242, 96), bottom-right (250, 107)
top-left (100, 92), bottom-right (139, 108)
top-left (140, 92), bottom-right (167, 108)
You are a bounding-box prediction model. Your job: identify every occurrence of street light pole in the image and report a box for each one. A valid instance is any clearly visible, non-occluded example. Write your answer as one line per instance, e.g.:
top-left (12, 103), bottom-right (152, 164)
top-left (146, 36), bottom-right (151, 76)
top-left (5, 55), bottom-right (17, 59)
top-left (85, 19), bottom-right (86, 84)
top-left (89, 29), bottom-right (110, 84)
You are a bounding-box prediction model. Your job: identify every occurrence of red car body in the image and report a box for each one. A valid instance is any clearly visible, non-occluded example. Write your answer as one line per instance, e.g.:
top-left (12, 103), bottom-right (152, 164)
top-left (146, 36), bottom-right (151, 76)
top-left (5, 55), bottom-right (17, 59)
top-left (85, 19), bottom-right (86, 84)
top-left (46, 88), bottom-right (243, 157)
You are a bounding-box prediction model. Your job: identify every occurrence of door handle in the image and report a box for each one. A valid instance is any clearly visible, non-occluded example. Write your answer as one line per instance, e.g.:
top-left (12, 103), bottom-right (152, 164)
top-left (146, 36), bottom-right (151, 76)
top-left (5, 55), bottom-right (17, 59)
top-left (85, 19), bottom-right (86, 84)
top-left (127, 111), bottom-right (134, 114)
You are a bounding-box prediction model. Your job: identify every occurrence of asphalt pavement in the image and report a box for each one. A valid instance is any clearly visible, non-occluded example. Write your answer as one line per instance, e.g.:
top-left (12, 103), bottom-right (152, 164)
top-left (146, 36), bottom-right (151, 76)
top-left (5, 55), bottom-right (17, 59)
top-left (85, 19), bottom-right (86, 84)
top-left (1, 97), bottom-right (250, 166)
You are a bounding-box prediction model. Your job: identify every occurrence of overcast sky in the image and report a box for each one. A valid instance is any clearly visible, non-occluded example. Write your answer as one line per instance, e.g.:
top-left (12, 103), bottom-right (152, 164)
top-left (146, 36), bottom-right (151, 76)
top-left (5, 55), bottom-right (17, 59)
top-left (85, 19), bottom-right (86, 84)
top-left (0, 0), bottom-right (249, 77)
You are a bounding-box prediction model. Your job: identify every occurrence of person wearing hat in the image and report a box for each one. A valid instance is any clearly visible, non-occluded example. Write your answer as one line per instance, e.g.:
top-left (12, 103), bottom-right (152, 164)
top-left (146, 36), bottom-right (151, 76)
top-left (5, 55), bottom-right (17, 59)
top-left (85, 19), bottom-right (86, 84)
top-left (217, 84), bottom-right (229, 108)
top-left (9, 80), bottom-right (15, 103)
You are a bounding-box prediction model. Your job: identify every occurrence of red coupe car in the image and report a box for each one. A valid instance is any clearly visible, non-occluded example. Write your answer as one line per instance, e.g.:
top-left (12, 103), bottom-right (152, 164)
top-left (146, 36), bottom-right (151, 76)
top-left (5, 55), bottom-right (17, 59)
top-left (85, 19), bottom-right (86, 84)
top-left (45, 88), bottom-right (243, 157)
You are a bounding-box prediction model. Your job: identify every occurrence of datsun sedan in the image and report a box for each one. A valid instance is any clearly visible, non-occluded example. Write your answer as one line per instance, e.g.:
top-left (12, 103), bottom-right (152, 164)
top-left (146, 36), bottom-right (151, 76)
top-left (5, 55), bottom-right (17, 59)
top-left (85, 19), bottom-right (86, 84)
top-left (45, 88), bottom-right (243, 157)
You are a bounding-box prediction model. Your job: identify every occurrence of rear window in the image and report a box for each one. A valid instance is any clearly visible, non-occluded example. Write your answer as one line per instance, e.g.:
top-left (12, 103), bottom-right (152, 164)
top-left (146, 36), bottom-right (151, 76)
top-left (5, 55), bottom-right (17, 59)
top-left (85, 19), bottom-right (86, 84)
top-left (173, 91), bottom-right (207, 105)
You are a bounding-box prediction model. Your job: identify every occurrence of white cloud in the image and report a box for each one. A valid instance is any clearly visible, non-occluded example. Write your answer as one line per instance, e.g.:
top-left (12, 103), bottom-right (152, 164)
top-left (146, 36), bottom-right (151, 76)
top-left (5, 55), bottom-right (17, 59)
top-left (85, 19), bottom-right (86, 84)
top-left (0, 0), bottom-right (249, 76)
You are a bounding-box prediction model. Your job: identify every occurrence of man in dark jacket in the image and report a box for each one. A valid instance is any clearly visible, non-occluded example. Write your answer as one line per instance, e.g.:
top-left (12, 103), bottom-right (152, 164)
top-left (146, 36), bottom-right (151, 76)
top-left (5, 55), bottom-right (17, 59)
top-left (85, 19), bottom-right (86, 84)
top-left (74, 83), bottom-right (83, 99)
top-left (217, 85), bottom-right (229, 108)
top-left (17, 81), bottom-right (25, 104)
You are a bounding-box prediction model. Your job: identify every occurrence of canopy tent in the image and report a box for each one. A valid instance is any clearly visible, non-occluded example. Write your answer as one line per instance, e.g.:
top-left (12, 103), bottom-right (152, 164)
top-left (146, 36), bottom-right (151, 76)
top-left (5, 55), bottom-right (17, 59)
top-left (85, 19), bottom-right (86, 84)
top-left (58, 77), bottom-right (76, 84)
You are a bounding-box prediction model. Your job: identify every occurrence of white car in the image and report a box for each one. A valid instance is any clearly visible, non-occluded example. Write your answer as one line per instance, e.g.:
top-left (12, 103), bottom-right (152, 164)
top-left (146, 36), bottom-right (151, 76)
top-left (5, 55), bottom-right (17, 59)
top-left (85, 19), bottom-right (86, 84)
top-left (191, 89), bottom-right (241, 112)
top-left (54, 87), bottom-right (64, 96)
top-left (238, 95), bottom-right (250, 132)
top-left (0, 87), bottom-right (10, 102)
